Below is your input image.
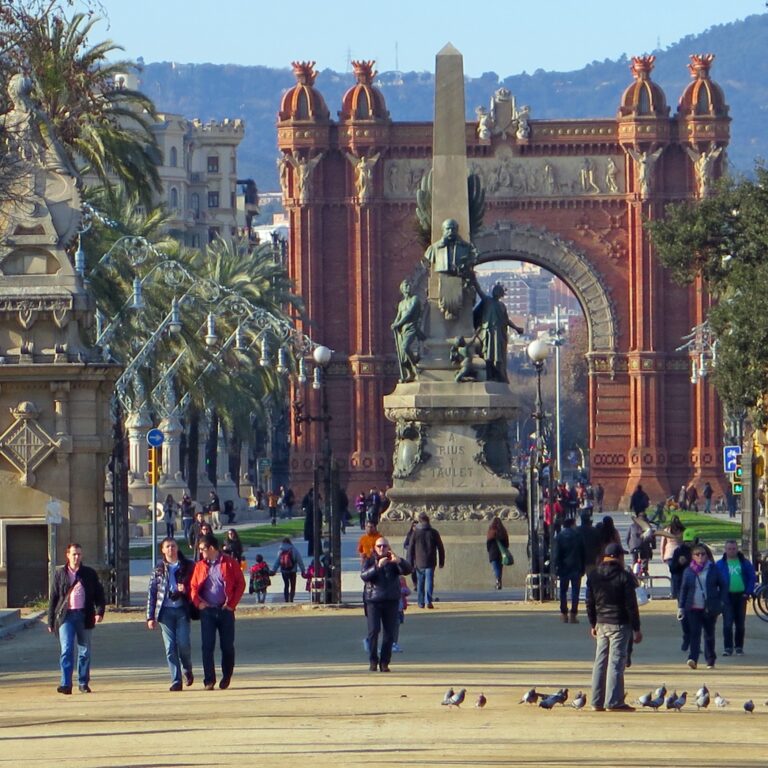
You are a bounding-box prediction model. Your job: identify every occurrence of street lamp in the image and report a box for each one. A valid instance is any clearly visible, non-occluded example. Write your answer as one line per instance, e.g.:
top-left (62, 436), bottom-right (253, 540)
top-left (293, 345), bottom-right (338, 604)
top-left (526, 338), bottom-right (550, 601)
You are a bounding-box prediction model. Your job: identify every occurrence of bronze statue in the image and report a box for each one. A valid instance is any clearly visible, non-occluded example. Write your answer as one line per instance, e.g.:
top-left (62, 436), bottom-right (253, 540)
top-left (425, 218), bottom-right (476, 277)
top-left (450, 336), bottom-right (479, 383)
top-left (472, 278), bottom-right (524, 383)
top-left (391, 279), bottom-right (424, 382)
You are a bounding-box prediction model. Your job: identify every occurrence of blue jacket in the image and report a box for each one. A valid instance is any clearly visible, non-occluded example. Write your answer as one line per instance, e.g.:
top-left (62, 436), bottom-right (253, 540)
top-left (678, 562), bottom-right (729, 612)
top-left (715, 552), bottom-right (756, 597)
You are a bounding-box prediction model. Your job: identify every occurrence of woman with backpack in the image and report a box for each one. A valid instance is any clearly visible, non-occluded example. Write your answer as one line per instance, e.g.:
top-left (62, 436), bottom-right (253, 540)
top-left (271, 537), bottom-right (305, 603)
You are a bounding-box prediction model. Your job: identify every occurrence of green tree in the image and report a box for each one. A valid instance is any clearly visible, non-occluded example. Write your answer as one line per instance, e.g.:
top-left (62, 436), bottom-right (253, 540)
top-left (2, 10), bottom-right (161, 205)
top-left (648, 165), bottom-right (768, 423)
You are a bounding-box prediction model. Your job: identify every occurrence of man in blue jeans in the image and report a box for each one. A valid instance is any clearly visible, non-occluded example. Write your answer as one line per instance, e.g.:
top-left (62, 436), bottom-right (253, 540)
top-left (585, 543), bottom-right (642, 712)
top-left (191, 533), bottom-right (245, 690)
top-left (48, 543), bottom-right (106, 694)
top-left (407, 512), bottom-right (445, 609)
top-left (716, 539), bottom-right (756, 656)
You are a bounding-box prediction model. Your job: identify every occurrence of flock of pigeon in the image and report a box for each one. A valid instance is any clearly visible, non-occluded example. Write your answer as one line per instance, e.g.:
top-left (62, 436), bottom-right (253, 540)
top-left (440, 685), bottom-right (761, 713)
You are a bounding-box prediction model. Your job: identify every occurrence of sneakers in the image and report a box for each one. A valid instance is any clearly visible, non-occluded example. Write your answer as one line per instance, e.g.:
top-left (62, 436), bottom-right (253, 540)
top-left (56, 685), bottom-right (72, 695)
top-left (184, 669), bottom-right (194, 687)
top-left (736, 648), bottom-right (744, 655)
top-left (78, 684), bottom-right (91, 693)
top-left (391, 643), bottom-right (403, 653)
top-left (687, 659), bottom-right (697, 669)
top-left (204, 682), bottom-right (215, 691)
top-left (706, 663), bottom-right (715, 669)
top-left (607, 704), bottom-right (636, 712)
top-left (590, 705), bottom-right (605, 711)
top-left (723, 649), bottom-right (733, 657)
top-left (169, 682), bottom-right (183, 692)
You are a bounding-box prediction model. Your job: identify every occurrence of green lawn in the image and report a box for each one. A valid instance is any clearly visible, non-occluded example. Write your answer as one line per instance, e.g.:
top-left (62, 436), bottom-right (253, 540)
top-left (130, 519), bottom-right (305, 560)
top-left (674, 511), bottom-right (751, 549)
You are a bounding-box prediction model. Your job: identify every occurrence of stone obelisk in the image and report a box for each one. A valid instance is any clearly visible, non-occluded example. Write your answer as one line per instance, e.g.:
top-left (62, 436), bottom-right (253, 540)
top-left (382, 46), bottom-right (522, 588)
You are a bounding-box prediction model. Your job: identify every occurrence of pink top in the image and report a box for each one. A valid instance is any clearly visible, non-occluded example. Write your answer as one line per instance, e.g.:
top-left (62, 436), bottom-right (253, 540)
top-left (67, 567), bottom-right (86, 610)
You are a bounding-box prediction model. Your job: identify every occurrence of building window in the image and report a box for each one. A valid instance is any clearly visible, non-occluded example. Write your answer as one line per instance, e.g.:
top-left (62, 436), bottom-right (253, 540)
top-left (207, 155), bottom-right (219, 173)
top-left (208, 191), bottom-right (219, 208)
top-left (208, 227), bottom-right (220, 243)
top-left (230, 192), bottom-right (236, 209)
top-left (230, 155), bottom-right (236, 173)
top-left (169, 187), bottom-right (178, 208)
top-left (169, 146), bottom-right (178, 167)
top-left (191, 193), bottom-right (199, 213)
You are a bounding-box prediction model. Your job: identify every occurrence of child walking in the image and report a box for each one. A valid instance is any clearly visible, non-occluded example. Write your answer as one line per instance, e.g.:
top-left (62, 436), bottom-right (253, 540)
top-left (249, 554), bottom-right (271, 603)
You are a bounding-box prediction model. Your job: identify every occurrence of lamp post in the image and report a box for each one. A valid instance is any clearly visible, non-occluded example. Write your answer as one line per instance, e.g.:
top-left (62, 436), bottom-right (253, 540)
top-left (293, 345), bottom-right (339, 603)
top-left (527, 338), bottom-right (550, 600)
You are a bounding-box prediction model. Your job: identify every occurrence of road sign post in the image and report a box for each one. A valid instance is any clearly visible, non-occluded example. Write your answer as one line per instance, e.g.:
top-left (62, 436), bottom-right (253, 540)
top-left (723, 444), bottom-right (741, 473)
top-left (146, 430), bottom-right (165, 567)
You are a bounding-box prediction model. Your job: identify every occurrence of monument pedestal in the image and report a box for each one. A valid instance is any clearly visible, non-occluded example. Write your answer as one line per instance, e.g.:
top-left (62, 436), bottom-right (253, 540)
top-left (383, 380), bottom-right (519, 519)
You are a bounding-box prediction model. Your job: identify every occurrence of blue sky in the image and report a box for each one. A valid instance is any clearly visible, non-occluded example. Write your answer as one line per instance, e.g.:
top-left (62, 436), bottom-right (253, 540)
top-left (92, 1), bottom-right (764, 77)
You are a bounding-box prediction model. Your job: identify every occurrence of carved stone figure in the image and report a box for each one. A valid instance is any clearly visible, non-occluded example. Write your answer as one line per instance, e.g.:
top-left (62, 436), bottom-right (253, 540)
top-left (450, 336), bottom-right (478, 382)
top-left (605, 157), bottom-right (619, 193)
top-left (515, 105), bottom-right (531, 140)
top-left (425, 218), bottom-right (476, 277)
top-left (391, 279), bottom-right (424, 383)
top-left (285, 152), bottom-right (323, 204)
top-left (627, 146), bottom-right (663, 198)
top-left (579, 157), bottom-right (600, 193)
top-left (685, 143), bottom-right (723, 198)
top-left (345, 151), bottom-right (380, 203)
top-left (472, 279), bottom-right (524, 383)
top-left (475, 106), bottom-right (491, 140)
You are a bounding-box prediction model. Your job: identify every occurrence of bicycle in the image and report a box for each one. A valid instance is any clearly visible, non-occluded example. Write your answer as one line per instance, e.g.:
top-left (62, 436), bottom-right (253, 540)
top-left (752, 583), bottom-right (768, 622)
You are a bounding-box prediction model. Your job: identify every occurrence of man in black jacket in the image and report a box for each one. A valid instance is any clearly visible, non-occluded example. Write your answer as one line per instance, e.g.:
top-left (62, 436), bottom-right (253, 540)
top-left (407, 512), bottom-right (445, 609)
top-left (48, 543), bottom-right (106, 695)
top-left (585, 543), bottom-right (642, 712)
top-left (553, 518), bottom-right (586, 623)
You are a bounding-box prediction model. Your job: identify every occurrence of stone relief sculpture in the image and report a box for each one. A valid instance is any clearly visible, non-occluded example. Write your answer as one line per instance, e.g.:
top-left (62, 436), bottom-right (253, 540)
top-left (345, 151), bottom-right (380, 203)
top-left (579, 158), bottom-right (600, 193)
top-left (391, 279), bottom-right (425, 383)
top-left (626, 146), bottom-right (664, 198)
top-left (391, 421), bottom-right (429, 478)
top-left (475, 106), bottom-right (491, 140)
top-left (284, 152), bottom-right (323, 205)
top-left (605, 157), bottom-right (619, 193)
top-left (684, 143), bottom-right (723, 198)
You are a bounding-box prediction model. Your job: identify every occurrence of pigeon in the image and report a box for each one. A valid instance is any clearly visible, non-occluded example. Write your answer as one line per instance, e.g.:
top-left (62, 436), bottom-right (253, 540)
top-left (653, 684), bottom-right (667, 699)
top-left (744, 699), bottom-right (755, 714)
top-left (672, 691), bottom-right (687, 712)
top-left (519, 688), bottom-right (539, 705)
top-left (538, 695), bottom-right (559, 710)
top-left (637, 692), bottom-right (653, 707)
top-left (665, 690), bottom-right (679, 710)
top-left (696, 685), bottom-right (709, 699)
top-left (475, 693), bottom-right (487, 708)
top-left (714, 693), bottom-right (729, 708)
top-left (556, 688), bottom-right (569, 705)
top-left (645, 694), bottom-right (665, 711)
top-left (443, 688), bottom-right (466, 707)
top-left (695, 691), bottom-right (710, 710)
top-left (441, 688), bottom-right (455, 706)
top-left (571, 692), bottom-right (587, 710)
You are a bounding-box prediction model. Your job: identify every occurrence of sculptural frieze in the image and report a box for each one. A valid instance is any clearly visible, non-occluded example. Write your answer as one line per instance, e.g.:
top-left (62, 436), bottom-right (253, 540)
top-left (0, 400), bottom-right (59, 486)
top-left (391, 420), bottom-right (429, 478)
top-left (381, 502), bottom-right (522, 522)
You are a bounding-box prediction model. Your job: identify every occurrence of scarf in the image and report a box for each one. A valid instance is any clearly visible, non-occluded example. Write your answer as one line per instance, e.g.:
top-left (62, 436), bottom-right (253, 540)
top-left (690, 558), bottom-right (706, 574)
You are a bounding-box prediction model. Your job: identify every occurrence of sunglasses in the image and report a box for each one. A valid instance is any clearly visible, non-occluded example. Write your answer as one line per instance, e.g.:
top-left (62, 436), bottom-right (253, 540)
top-left (375, 544), bottom-right (390, 549)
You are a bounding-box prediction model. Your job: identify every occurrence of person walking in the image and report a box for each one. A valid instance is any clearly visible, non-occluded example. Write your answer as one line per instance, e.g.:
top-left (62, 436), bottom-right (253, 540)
top-left (357, 521), bottom-right (380, 562)
top-left (180, 493), bottom-right (195, 545)
top-left (267, 488), bottom-right (279, 526)
top-left (271, 537), bottom-right (305, 603)
top-left (162, 494), bottom-right (178, 540)
top-left (47, 543), bottom-right (106, 694)
top-left (207, 490), bottom-right (222, 530)
top-left (361, 536), bottom-right (412, 672)
top-left (355, 492), bottom-right (367, 530)
top-left (407, 512), bottom-right (445, 609)
top-left (146, 537), bottom-right (195, 691)
top-left (703, 482), bottom-right (714, 514)
top-left (191, 533), bottom-right (246, 690)
top-left (678, 543), bottom-right (728, 670)
top-left (657, 515), bottom-right (685, 595)
top-left (486, 517), bottom-right (510, 590)
top-left (553, 517), bottom-right (586, 623)
top-left (221, 529), bottom-right (244, 564)
top-left (716, 539), bottom-right (756, 656)
top-left (585, 543), bottom-right (642, 712)
top-left (628, 483), bottom-right (650, 516)
top-left (579, 512), bottom-right (602, 576)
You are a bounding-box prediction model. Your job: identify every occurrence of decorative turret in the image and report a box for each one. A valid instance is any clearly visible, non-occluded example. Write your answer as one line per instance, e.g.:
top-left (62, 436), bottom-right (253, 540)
top-left (278, 61), bottom-right (330, 122)
top-left (339, 61), bottom-right (389, 122)
top-left (618, 56), bottom-right (669, 118)
top-left (678, 54), bottom-right (729, 118)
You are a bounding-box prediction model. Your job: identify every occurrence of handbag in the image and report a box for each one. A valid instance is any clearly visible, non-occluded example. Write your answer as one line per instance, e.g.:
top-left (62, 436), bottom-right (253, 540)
top-left (497, 538), bottom-right (514, 566)
top-left (635, 584), bottom-right (650, 606)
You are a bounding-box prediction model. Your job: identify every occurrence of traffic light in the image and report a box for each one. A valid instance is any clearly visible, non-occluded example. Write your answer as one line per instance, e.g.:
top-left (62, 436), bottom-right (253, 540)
top-left (732, 480), bottom-right (744, 495)
top-left (734, 454), bottom-right (743, 480)
top-left (147, 447), bottom-right (159, 486)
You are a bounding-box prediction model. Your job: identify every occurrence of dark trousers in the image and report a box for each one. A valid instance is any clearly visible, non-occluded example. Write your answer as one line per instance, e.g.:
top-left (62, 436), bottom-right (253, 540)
top-left (200, 607), bottom-right (235, 686)
top-left (686, 609), bottom-right (717, 666)
top-left (366, 600), bottom-right (399, 668)
top-left (559, 572), bottom-right (581, 615)
top-left (722, 592), bottom-right (747, 651)
top-left (281, 571), bottom-right (297, 602)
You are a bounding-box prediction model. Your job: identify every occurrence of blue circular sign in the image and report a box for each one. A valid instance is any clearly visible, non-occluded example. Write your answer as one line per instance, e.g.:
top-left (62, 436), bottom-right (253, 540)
top-left (146, 428), bottom-right (164, 447)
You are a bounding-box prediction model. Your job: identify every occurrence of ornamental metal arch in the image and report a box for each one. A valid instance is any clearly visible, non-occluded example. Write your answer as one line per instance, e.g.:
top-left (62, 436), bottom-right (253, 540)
top-left (473, 220), bottom-right (618, 357)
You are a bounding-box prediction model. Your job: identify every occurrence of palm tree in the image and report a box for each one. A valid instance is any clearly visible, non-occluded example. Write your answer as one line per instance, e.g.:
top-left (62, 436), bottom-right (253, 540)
top-left (19, 12), bottom-right (161, 205)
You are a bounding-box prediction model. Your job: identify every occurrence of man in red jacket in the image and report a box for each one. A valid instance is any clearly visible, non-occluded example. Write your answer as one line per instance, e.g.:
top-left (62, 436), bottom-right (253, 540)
top-left (191, 533), bottom-right (245, 690)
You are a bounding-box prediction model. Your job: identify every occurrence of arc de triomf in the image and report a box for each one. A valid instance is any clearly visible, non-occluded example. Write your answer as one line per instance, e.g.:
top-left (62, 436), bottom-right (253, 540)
top-left (277, 54), bottom-right (729, 507)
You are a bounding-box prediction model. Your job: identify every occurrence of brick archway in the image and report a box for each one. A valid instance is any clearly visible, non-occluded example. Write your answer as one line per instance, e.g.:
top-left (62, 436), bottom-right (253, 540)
top-left (473, 221), bottom-right (617, 357)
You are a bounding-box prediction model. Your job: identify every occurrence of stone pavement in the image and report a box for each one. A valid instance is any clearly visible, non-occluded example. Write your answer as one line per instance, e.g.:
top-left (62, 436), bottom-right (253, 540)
top-left (2, 599), bottom-right (768, 767)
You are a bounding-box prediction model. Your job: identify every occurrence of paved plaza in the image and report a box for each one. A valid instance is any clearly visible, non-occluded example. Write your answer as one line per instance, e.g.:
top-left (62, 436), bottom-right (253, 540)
top-left (2, 598), bottom-right (768, 767)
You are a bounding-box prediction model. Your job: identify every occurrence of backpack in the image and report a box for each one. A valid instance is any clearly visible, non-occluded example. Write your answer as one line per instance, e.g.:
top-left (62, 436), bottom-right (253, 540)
top-left (279, 548), bottom-right (294, 571)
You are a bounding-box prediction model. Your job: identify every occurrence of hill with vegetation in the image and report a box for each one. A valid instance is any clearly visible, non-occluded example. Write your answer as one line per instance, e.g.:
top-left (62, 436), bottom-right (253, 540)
top-left (135, 13), bottom-right (768, 191)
